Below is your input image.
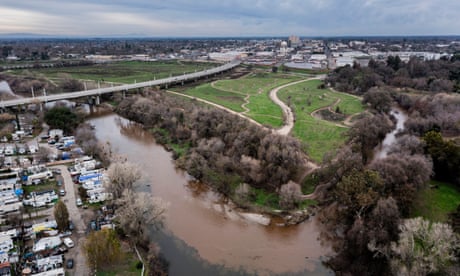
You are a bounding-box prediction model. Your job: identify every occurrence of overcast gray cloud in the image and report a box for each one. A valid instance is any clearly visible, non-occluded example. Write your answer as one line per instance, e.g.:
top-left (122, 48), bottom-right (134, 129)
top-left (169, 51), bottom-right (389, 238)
top-left (0, 0), bottom-right (459, 36)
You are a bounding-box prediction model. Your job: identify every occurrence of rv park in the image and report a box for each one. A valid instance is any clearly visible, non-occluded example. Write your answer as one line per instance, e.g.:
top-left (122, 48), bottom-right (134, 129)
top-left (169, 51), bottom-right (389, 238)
top-left (0, 123), bottom-right (115, 276)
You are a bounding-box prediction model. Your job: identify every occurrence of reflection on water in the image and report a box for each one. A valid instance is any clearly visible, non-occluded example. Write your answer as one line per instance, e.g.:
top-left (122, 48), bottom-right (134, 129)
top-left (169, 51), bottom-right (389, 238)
top-left (89, 114), bottom-right (333, 275)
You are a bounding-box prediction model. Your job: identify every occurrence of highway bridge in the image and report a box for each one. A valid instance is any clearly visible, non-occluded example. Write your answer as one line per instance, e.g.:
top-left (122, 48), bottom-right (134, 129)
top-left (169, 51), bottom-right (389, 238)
top-left (0, 60), bottom-right (240, 108)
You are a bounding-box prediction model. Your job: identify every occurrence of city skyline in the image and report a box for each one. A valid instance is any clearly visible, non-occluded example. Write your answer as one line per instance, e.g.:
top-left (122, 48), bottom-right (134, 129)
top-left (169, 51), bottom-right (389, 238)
top-left (1, 0), bottom-right (459, 37)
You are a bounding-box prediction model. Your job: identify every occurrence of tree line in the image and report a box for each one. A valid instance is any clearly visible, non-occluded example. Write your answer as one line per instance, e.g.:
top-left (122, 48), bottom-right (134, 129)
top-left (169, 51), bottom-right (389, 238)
top-left (326, 55), bottom-right (460, 94)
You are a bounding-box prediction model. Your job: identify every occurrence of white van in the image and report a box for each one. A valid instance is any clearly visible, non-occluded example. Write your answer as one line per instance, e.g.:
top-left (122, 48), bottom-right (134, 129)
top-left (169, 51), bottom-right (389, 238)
top-left (63, 237), bottom-right (74, 248)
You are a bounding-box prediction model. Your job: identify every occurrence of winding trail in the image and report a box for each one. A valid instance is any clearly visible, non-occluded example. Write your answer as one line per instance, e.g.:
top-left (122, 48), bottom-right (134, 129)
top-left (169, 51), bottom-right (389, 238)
top-left (166, 90), bottom-right (264, 128)
top-left (269, 77), bottom-right (322, 135)
top-left (210, 80), bottom-right (251, 114)
top-left (170, 77), bottom-right (324, 176)
top-left (309, 98), bottom-right (349, 129)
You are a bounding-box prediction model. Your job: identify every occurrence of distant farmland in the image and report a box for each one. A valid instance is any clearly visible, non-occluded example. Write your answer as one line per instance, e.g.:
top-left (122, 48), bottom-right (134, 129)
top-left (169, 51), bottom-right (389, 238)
top-left (11, 60), bottom-right (218, 84)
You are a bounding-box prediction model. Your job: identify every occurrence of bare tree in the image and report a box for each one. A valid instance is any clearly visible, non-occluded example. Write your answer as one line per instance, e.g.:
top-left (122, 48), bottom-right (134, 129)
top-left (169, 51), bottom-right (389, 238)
top-left (390, 217), bottom-right (459, 275)
top-left (106, 161), bottom-right (142, 199)
top-left (115, 189), bottom-right (168, 244)
top-left (75, 123), bottom-right (100, 157)
top-left (279, 181), bottom-right (302, 209)
top-left (35, 146), bottom-right (51, 163)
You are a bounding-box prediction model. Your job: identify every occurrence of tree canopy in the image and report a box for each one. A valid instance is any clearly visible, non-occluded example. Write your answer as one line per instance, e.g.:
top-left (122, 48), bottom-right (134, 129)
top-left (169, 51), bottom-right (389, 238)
top-left (44, 106), bottom-right (80, 134)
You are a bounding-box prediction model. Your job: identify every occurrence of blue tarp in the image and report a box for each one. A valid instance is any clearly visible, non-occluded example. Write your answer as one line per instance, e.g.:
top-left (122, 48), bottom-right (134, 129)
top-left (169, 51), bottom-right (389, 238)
top-left (78, 173), bottom-right (102, 182)
top-left (15, 189), bottom-right (23, 196)
top-left (62, 152), bottom-right (71, 160)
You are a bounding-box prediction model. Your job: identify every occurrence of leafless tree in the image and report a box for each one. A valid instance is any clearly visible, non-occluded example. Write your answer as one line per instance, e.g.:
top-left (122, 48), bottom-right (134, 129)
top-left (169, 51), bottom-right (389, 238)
top-left (35, 146), bottom-right (51, 163)
top-left (106, 161), bottom-right (142, 199)
top-left (390, 217), bottom-right (459, 275)
top-left (279, 181), bottom-right (302, 209)
top-left (115, 189), bottom-right (168, 244)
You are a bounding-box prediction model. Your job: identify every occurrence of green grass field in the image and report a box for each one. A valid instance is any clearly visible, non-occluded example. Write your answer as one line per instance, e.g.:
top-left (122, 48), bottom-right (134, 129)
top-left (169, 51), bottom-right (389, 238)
top-left (182, 84), bottom-right (246, 112)
top-left (278, 79), bottom-right (365, 162)
top-left (411, 181), bottom-right (460, 222)
top-left (180, 73), bottom-right (300, 127)
top-left (11, 60), bottom-right (216, 84)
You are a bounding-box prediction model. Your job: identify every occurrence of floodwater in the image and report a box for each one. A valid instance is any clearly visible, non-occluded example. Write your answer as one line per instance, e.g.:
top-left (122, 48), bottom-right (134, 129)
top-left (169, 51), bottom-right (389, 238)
top-left (375, 108), bottom-right (408, 159)
top-left (89, 114), bottom-right (333, 276)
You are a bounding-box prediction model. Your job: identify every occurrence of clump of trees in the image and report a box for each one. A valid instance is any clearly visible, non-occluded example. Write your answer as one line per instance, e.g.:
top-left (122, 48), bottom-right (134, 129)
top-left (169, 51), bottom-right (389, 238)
top-left (83, 229), bottom-right (122, 272)
top-left (116, 93), bottom-right (307, 208)
top-left (105, 161), bottom-right (168, 247)
top-left (315, 110), bottom-right (436, 274)
top-left (327, 55), bottom-right (460, 94)
top-left (403, 93), bottom-right (460, 137)
top-left (390, 217), bottom-right (459, 275)
top-left (44, 105), bottom-right (81, 134)
top-left (423, 131), bottom-right (460, 186)
top-left (347, 113), bottom-right (394, 164)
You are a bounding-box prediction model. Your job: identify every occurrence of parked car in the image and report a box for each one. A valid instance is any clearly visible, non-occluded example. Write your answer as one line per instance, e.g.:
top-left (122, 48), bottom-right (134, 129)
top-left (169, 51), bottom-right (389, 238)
top-left (58, 231), bottom-right (72, 238)
top-left (90, 220), bottom-right (97, 231)
top-left (76, 198), bottom-right (82, 206)
top-left (63, 237), bottom-right (74, 248)
top-left (66, 258), bottom-right (74, 269)
top-left (59, 189), bottom-right (66, 196)
top-left (68, 221), bottom-right (74, 231)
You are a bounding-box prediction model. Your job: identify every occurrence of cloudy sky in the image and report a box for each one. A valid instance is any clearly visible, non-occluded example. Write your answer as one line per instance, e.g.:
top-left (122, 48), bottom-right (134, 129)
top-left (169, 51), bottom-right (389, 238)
top-left (0, 0), bottom-right (459, 37)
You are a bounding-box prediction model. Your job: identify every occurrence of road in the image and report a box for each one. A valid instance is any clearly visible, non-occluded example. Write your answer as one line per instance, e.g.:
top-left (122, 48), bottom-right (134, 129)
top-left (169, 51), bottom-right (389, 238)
top-left (50, 165), bottom-right (90, 276)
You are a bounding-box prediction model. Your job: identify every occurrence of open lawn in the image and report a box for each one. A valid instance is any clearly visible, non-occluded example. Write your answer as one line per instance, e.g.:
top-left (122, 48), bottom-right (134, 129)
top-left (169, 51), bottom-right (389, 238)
top-left (179, 72), bottom-right (301, 127)
top-left (181, 84), bottom-right (246, 112)
top-left (11, 60), bottom-right (216, 84)
top-left (22, 179), bottom-right (58, 195)
top-left (411, 181), bottom-right (460, 222)
top-left (278, 79), bottom-right (365, 162)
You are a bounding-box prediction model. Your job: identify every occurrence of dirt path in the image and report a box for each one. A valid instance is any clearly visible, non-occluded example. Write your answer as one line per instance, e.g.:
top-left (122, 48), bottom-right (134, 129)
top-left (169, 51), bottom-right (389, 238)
top-left (269, 78), bottom-right (321, 136)
top-left (166, 90), bottom-right (264, 128)
top-left (172, 77), bottom-right (325, 173)
top-left (309, 98), bottom-right (350, 129)
top-left (210, 80), bottom-right (251, 114)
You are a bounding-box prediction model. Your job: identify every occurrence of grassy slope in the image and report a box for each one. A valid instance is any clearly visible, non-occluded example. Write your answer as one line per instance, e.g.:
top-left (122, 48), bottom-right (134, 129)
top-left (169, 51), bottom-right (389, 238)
top-left (182, 84), bottom-right (246, 112)
top-left (181, 73), bottom-right (300, 127)
top-left (278, 79), bottom-right (365, 162)
top-left (411, 180), bottom-right (460, 222)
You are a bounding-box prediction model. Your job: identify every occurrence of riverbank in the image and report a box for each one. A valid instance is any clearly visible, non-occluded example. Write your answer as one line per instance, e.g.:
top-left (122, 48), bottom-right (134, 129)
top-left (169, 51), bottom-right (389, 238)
top-left (89, 113), bottom-right (333, 275)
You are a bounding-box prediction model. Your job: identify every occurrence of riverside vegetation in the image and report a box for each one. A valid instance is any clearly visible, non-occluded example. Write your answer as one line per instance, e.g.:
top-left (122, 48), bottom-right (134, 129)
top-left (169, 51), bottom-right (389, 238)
top-left (116, 92), bottom-right (311, 213)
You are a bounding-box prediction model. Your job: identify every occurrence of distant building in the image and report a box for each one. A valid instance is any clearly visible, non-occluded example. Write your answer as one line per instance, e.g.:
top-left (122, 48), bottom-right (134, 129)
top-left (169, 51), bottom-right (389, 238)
top-left (289, 35), bottom-right (301, 47)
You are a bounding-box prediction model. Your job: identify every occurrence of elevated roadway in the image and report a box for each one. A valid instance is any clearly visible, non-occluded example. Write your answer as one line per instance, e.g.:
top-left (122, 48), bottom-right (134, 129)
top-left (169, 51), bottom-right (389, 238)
top-left (0, 60), bottom-right (240, 108)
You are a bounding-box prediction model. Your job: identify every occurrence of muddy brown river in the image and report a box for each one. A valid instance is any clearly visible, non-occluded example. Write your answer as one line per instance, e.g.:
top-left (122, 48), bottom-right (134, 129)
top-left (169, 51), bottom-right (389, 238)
top-left (89, 114), bottom-right (333, 276)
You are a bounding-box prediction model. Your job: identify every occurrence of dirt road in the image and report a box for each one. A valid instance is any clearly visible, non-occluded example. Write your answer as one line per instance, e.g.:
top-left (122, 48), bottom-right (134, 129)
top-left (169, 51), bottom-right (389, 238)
top-left (50, 165), bottom-right (90, 276)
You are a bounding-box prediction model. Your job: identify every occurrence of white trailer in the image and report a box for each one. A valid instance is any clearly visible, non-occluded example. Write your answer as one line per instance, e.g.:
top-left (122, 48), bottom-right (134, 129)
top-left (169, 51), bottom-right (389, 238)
top-left (26, 171), bottom-right (53, 185)
top-left (0, 236), bottom-right (13, 252)
top-left (33, 237), bottom-right (61, 253)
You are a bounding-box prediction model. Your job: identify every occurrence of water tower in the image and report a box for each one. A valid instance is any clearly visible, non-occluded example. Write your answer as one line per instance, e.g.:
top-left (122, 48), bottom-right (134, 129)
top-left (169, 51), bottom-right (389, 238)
top-left (280, 41), bottom-right (288, 56)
